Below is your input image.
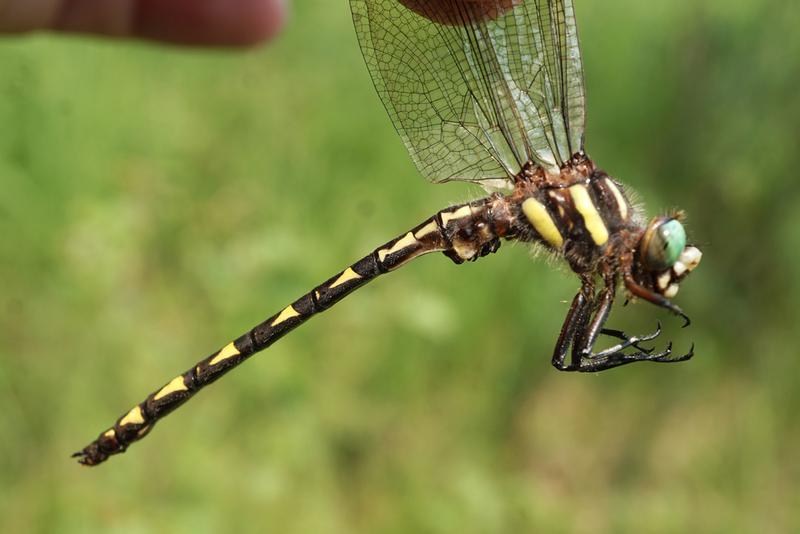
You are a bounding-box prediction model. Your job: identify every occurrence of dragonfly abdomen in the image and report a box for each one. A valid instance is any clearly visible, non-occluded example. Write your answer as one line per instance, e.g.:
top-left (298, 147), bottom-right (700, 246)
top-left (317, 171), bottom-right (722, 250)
top-left (436, 196), bottom-right (515, 264)
top-left (74, 198), bottom-right (507, 466)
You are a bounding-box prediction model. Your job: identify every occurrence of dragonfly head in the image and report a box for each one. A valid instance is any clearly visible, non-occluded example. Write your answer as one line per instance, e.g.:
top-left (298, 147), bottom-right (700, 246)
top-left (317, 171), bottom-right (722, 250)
top-left (634, 214), bottom-right (702, 301)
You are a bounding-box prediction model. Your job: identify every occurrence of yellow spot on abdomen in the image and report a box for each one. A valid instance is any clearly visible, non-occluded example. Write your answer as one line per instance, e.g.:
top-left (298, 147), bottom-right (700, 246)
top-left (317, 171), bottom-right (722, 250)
top-left (522, 198), bottom-right (564, 248)
top-left (414, 220), bottom-right (439, 239)
top-left (103, 429), bottom-right (116, 439)
top-left (271, 305), bottom-right (300, 327)
top-left (154, 375), bottom-right (189, 400)
top-left (209, 341), bottom-right (241, 366)
top-left (440, 205), bottom-right (473, 227)
top-left (329, 267), bottom-right (362, 289)
top-left (604, 178), bottom-right (628, 220)
top-left (378, 232), bottom-right (418, 262)
top-left (570, 184), bottom-right (609, 246)
top-left (119, 406), bottom-right (145, 427)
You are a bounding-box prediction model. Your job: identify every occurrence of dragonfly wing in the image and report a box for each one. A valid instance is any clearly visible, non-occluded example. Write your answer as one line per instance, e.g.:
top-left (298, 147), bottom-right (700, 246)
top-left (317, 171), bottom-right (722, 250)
top-left (350, 0), bottom-right (587, 184)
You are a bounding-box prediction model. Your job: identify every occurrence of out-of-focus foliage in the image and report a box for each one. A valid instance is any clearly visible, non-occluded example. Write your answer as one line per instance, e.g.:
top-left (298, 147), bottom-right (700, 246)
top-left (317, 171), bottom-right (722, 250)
top-left (0, 1), bottom-right (798, 532)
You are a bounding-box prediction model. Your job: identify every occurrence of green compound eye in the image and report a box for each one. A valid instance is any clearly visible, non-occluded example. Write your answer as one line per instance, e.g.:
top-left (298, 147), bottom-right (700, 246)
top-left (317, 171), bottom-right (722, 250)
top-left (644, 219), bottom-right (687, 271)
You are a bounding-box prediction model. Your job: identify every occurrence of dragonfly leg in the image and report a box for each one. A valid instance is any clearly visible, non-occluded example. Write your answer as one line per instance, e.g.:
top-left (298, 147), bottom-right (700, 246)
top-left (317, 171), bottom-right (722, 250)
top-left (624, 274), bottom-right (691, 327)
top-left (551, 277), bottom-right (594, 371)
top-left (553, 279), bottom-right (693, 372)
top-left (599, 324), bottom-right (661, 354)
top-left (572, 341), bottom-right (694, 372)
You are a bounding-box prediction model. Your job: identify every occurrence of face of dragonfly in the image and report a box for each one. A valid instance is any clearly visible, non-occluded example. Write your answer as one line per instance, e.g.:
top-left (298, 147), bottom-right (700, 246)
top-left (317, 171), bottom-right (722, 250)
top-left (634, 216), bottom-right (702, 301)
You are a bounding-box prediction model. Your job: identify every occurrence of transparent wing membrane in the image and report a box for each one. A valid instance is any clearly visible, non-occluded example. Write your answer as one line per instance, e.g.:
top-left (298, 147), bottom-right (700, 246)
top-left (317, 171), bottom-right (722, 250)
top-left (351, 0), bottom-right (586, 185)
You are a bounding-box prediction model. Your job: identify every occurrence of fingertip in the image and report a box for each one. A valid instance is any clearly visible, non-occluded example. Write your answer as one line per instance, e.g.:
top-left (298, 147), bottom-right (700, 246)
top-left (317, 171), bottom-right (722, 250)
top-left (241, 0), bottom-right (288, 46)
top-left (200, 0), bottom-right (288, 47)
top-left (135, 0), bottom-right (289, 48)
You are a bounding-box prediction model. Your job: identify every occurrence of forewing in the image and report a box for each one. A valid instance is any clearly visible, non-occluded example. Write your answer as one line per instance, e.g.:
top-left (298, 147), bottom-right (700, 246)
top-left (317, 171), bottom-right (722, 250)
top-left (350, 0), bottom-right (586, 185)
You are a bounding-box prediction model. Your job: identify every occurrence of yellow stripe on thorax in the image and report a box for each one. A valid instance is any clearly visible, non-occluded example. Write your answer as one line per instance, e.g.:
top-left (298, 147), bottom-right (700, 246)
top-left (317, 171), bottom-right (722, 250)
top-left (604, 178), bottom-right (628, 221)
top-left (569, 184), bottom-right (609, 246)
top-left (522, 198), bottom-right (564, 248)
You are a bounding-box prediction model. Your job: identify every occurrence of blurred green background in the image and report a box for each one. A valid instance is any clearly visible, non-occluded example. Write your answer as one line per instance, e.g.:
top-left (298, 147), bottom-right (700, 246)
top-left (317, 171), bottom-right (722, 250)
top-left (1, 1), bottom-right (798, 532)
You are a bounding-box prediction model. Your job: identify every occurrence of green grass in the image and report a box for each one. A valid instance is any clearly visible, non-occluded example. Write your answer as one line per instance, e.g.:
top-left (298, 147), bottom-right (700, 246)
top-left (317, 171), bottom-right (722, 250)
top-left (1, 1), bottom-right (799, 532)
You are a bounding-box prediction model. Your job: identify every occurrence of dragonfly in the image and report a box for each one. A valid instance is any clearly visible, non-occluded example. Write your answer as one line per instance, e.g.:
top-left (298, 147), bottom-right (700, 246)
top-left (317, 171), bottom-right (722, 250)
top-left (75, 0), bottom-right (702, 466)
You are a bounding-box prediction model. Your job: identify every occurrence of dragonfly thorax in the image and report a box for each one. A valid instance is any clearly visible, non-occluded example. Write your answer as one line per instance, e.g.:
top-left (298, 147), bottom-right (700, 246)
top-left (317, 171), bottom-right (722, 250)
top-left (511, 159), bottom-right (701, 315)
top-left (516, 164), bottom-right (636, 270)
